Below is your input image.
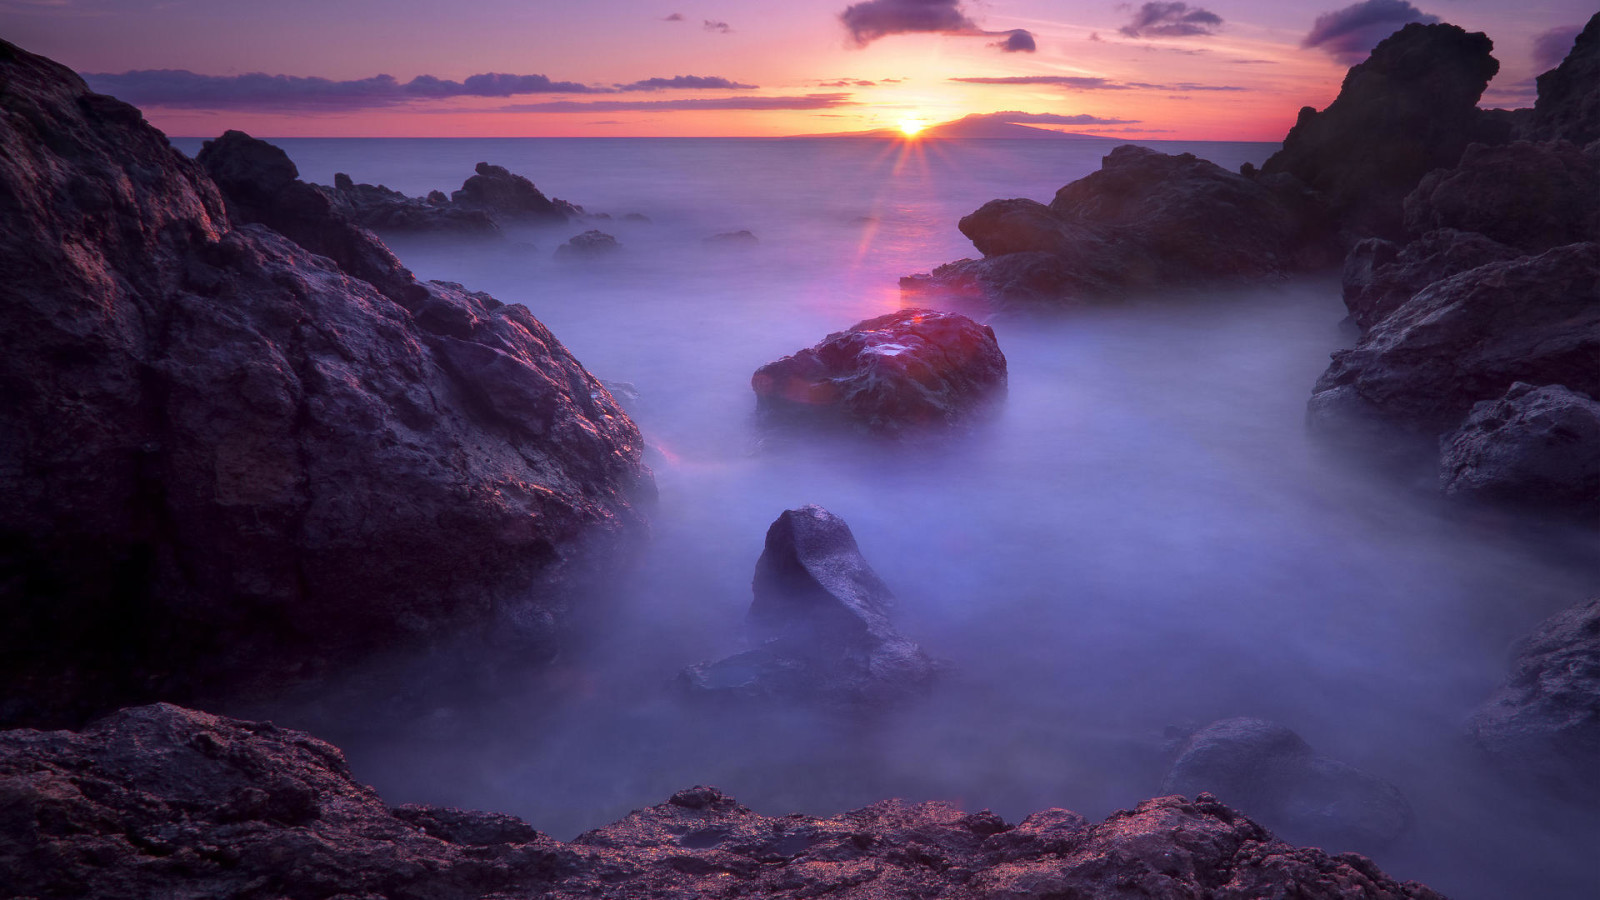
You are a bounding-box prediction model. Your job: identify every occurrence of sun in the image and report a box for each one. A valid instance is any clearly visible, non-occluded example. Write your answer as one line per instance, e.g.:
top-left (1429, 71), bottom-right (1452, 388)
top-left (897, 117), bottom-right (927, 138)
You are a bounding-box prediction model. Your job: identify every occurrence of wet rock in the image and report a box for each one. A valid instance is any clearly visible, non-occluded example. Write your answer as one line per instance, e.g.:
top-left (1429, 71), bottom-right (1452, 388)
top-left (1341, 229), bottom-right (1522, 331)
top-left (1161, 717), bottom-right (1413, 850)
top-left (1260, 22), bottom-right (1504, 241)
top-left (0, 703), bottom-right (1447, 899)
top-left (1470, 597), bottom-right (1600, 801)
top-left (1440, 383), bottom-right (1600, 514)
top-left (452, 161), bottom-right (570, 223)
top-left (1402, 141), bottom-right (1600, 252)
top-left (556, 229), bottom-right (622, 258)
top-left (681, 506), bottom-right (939, 706)
top-left (751, 308), bottom-right (1006, 436)
top-left (1528, 13), bottom-right (1600, 145)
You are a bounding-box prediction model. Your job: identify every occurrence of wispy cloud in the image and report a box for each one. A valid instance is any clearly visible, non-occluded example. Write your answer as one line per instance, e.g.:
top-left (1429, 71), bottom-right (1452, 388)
top-left (839, 0), bottom-right (1034, 53)
top-left (704, 19), bottom-right (732, 33)
top-left (500, 94), bottom-right (859, 113)
top-left (663, 12), bottom-right (685, 21)
top-left (1301, 0), bottom-right (1438, 64)
top-left (950, 75), bottom-right (1244, 92)
top-left (966, 110), bottom-right (1140, 126)
top-left (1119, 2), bottom-right (1224, 39)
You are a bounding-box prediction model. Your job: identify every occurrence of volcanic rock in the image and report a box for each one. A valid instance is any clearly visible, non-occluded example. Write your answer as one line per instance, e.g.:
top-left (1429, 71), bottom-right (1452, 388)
top-left (1470, 597), bottom-right (1600, 801)
top-left (556, 229), bottom-right (622, 258)
top-left (0, 702), bottom-right (1447, 899)
top-left (1161, 717), bottom-right (1413, 851)
top-left (452, 161), bottom-right (570, 223)
top-left (1340, 229), bottom-right (1522, 331)
top-left (1439, 383), bottom-right (1600, 513)
top-left (752, 308), bottom-right (1006, 436)
top-left (1402, 140), bottom-right (1600, 252)
top-left (1528, 12), bottom-right (1600, 145)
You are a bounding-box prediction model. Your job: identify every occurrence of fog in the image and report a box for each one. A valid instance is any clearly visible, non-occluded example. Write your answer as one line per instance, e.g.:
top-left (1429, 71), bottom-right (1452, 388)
top-left (182, 137), bottom-right (1600, 899)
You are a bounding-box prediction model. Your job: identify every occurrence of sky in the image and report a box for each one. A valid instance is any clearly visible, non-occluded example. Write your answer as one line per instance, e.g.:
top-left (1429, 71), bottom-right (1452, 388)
top-left (2, 0), bottom-right (1592, 140)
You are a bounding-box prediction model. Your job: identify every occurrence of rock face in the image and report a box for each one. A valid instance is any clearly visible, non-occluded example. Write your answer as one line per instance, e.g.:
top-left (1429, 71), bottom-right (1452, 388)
top-left (682, 506), bottom-right (938, 706)
top-left (1402, 141), bottom-right (1599, 252)
top-left (751, 308), bottom-right (1006, 436)
top-left (1528, 12), bottom-right (1600, 145)
top-left (1470, 598), bottom-right (1600, 801)
top-left (0, 40), bottom-right (651, 725)
top-left (1439, 383), bottom-right (1600, 512)
top-left (1160, 718), bottom-right (1413, 851)
top-left (452, 161), bottom-right (573, 222)
top-left (1340, 229), bottom-right (1523, 331)
top-left (0, 703), bottom-right (1447, 900)
top-left (1260, 23), bottom-right (1503, 241)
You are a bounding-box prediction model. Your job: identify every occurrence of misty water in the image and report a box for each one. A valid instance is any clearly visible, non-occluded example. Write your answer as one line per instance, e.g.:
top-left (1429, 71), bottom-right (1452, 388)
top-left (177, 136), bottom-right (1598, 899)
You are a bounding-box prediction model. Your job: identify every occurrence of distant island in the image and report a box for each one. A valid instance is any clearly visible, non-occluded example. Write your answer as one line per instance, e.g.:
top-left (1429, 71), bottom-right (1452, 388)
top-left (792, 113), bottom-right (1112, 140)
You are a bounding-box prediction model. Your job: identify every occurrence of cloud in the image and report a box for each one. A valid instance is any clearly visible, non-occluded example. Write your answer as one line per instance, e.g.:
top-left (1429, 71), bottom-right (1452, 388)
top-left (1532, 24), bottom-right (1582, 71)
top-left (663, 12), bottom-right (684, 21)
top-left (838, 0), bottom-right (1031, 53)
top-left (704, 19), bottom-right (731, 33)
top-left (820, 79), bottom-right (878, 87)
top-left (967, 110), bottom-right (1140, 126)
top-left (1301, 0), bottom-right (1438, 63)
top-left (1124, 81), bottom-right (1246, 92)
top-left (619, 76), bottom-right (756, 91)
top-left (951, 75), bottom-right (1129, 89)
top-left (1119, 2), bottom-right (1223, 39)
top-left (500, 94), bottom-right (859, 113)
top-left (991, 29), bottom-right (1037, 53)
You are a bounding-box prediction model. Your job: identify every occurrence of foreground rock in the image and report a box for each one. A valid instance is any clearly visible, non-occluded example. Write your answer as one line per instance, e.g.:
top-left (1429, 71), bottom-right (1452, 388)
top-left (752, 308), bottom-right (1006, 436)
top-left (0, 703), bottom-right (1447, 900)
top-left (1470, 598), bottom-right (1600, 802)
top-left (682, 506), bottom-right (938, 706)
top-left (1161, 717), bottom-right (1413, 851)
top-left (1340, 229), bottom-right (1522, 331)
top-left (1401, 140), bottom-right (1598, 252)
top-left (0, 40), bottom-right (651, 725)
top-left (1439, 383), bottom-right (1600, 513)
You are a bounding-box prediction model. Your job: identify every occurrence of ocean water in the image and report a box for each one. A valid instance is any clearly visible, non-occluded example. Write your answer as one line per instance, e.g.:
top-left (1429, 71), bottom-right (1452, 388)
top-left (175, 136), bottom-right (1599, 899)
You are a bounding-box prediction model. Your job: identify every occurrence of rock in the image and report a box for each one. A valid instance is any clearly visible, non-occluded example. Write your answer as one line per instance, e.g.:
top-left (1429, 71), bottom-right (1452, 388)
top-left (681, 506), bottom-right (939, 706)
top-left (1470, 597), bottom-right (1600, 801)
top-left (1260, 22), bottom-right (1504, 241)
top-left (621, 212), bottom-right (651, 223)
top-left (1341, 229), bottom-right (1522, 331)
top-left (556, 229), bottom-right (622, 259)
top-left (704, 229), bottom-right (758, 245)
top-left (328, 173), bottom-right (502, 237)
top-left (751, 308), bottom-right (1006, 436)
top-left (1528, 13), bottom-right (1600, 145)
top-left (0, 703), bottom-right (1447, 899)
top-left (0, 39), bottom-right (651, 725)
top-left (1402, 141), bottom-right (1600, 252)
top-left (1439, 383), bottom-right (1600, 513)
top-left (451, 161), bottom-right (570, 223)
top-left (1160, 717), bottom-right (1414, 850)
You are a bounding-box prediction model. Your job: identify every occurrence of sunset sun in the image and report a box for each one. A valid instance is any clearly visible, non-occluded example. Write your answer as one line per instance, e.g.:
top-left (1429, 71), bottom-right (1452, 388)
top-left (897, 117), bottom-right (927, 137)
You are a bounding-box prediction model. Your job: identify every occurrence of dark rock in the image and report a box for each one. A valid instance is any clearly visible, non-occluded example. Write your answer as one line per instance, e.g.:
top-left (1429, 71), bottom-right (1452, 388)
top-left (1341, 229), bottom-right (1522, 331)
top-left (329, 174), bottom-right (501, 237)
top-left (1439, 383), bottom-right (1600, 513)
top-left (1529, 12), bottom-right (1600, 145)
top-left (452, 161), bottom-right (569, 223)
top-left (1470, 597), bottom-right (1600, 801)
top-left (751, 308), bottom-right (1006, 436)
top-left (704, 229), bottom-right (758, 245)
top-left (621, 212), bottom-right (651, 223)
top-left (1260, 22), bottom-right (1503, 241)
top-left (1403, 141), bottom-right (1600, 252)
top-left (0, 702), bottom-right (1448, 899)
top-left (0, 40), bottom-right (651, 725)
top-left (958, 197), bottom-right (1076, 256)
top-left (1161, 717), bottom-right (1413, 850)
top-left (556, 229), bottom-right (622, 258)
top-left (682, 506), bottom-right (939, 706)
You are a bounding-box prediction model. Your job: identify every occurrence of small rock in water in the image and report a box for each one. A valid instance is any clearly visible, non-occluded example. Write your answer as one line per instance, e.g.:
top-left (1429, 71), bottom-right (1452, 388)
top-left (704, 229), bottom-right (758, 245)
top-left (555, 229), bottom-right (622, 259)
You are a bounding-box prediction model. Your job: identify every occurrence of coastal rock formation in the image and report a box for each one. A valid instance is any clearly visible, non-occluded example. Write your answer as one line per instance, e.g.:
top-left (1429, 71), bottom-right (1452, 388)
top-left (0, 703), bottom-right (1447, 900)
top-left (0, 39), bottom-right (651, 725)
top-left (329, 172), bottom-right (501, 237)
top-left (1528, 12), bottom-right (1600, 145)
top-left (556, 229), bottom-right (622, 258)
top-left (1469, 598), bottom-right (1600, 801)
top-left (682, 506), bottom-right (938, 706)
top-left (1401, 140), bottom-right (1599, 252)
top-left (1440, 383), bottom-right (1600, 512)
top-left (752, 308), bottom-right (1006, 435)
top-left (452, 161), bottom-right (574, 222)
top-left (1161, 717), bottom-right (1413, 851)
top-left (1340, 229), bottom-right (1522, 331)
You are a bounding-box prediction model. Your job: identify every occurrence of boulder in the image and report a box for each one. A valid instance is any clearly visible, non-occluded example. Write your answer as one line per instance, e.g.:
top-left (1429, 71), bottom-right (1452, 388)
top-left (1260, 22), bottom-right (1504, 241)
top-left (751, 308), bottom-right (1006, 436)
top-left (0, 702), bottom-right (1447, 899)
top-left (328, 173), bottom-right (502, 237)
top-left (0, 40), bottom-right (651, 725)
top-left (451, 161), bottom-right (570, 223)
top-left (1439, 383), bottom-right (1600, 513)
top-left (681, 506), bottom-right (939, 706)
top-left (1161, 717), bottom-right (1413, 850)
top-left (1528, 12), bottom-right (1600, 145)
top-left (556, 229), bottom-right (622, 258)
top-left (1469, 597), bottom-right (1600, 801)
top-left (1402, 141), bottom-right (1600, 252)
top-left (1341, 229), bottom-right (1522, 331)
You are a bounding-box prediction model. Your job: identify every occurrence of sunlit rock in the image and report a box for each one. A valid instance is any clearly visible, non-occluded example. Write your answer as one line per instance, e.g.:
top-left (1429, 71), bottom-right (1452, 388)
top-left (1440, 383), bottom-right (1600, 514)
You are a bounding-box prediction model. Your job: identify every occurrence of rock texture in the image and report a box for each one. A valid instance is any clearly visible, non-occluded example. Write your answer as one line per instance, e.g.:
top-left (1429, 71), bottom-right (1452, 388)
top-left (0, 40), bottom-right (651, 726)
top-left (0, 703), bottom-right (1447, 900)
top-left (1439, 383), bottom-right (1600, 513)
top-left (1527, 12), bottom-right (1600, 145)
top-left (328, 172), bottom-right (501, 237)
top-left (1401, 141), bottom-right (1599, 252)
top-left (451, 161), bottom-right (574, 223)
top-left (1470, 598), bottom-right (1600, 801)
top-left (752, 308), bottom-right (1006, 436)
top-left (1340, 230), bottom-right (1522, 332)
top-left (1161, 717), bottom-right (1413, 851)
top-left (682, 506), bottom-right (938, 706)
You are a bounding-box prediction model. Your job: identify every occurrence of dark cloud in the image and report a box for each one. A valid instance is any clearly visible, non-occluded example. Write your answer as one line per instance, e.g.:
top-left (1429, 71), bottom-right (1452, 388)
top-left (619, 76), bottom-right (756, 91)
top-left (991, 29), bottom-right (1037, 53)
top-left (1301, 0), bottom-right (1438, 64)
top-left (951, 75), bottom-right (1129, 89)
top-left (1119, 2), bottom-right (1223, 39)
top-left (663, 12), bottom-right (684, 21)
top-left (704, 19), bottom-right (731, 33)
top-left (1533, 24), bottom-right (1582, 71)
top-left (838, 0), bottom-right (1029, 53)
top-left (501, 94), bottom-right (858, 113)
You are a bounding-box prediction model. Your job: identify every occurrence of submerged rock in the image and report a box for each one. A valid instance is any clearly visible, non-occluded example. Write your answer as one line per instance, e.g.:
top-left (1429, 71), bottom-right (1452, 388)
top-left (752, 308), bottom-right (1006, 436)
top-left (0, 702), bottom-right (1447, 899)
top-left (556, 229), bottom-right (622, 258)
top-left (1440, 383), bottom-right (1600, 514)
top-left (1161, 717), bottom-right (1414, 851)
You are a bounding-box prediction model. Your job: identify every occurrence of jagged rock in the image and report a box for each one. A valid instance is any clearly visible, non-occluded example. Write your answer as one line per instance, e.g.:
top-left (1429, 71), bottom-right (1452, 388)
top-left (682, 506), bottom-right (939, 706)
top-left (751, 308), bottom-right (1006, 436)
top-left (452, 161), bottom-right (570, 223)
top-left (0, 39), bottom-right (651, 726)
top-left (1260, 23), bottom-right (1504, 241)
top-left (1528, 12), bottom-right (1600, 145)
top-left (1470, 597), bottom-right (1600, 801)
top-left (0, 703), bottom-right (1447, 899)
top-left (556, 229), bottom-right (622, 258)
top-left (1160, 717), bottom-right (1414, 851)
top-left (1341, 229), bottom-right (1522, 331)
top-left (1403, 141), bottom-right (1600, 252)
top-left (1439, 383), bottom-right (1600, 513)
top-left (327, 172), bottom-right (501, 237)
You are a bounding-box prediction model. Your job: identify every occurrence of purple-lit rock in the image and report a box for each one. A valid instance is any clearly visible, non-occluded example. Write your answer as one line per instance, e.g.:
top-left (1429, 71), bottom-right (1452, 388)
top-left (556, 229), bottom-right (622, 258)
top-left (1402, 140), bottom-right (1600, 252)
top-left (1439, 383), bottom-right (1600, 513)
top-left (451, 161), bottom-right (571, 222)
top-left (1341, 228), bottom-right (1522, 331)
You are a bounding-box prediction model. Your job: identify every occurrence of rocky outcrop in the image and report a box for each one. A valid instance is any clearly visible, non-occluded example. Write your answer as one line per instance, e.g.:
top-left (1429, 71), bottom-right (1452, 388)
top-left (328, 172), bottom-right (501, 237)
top-left (1340, 229), bottom-right (1522, 331)
top-left (0, 40), bottom-right (651, 725)
top-left (1402, 141), bottom-right (1599, 252)
top-left (681, 506), bottom-right (938, 706)
top-left (1469, 598), bottom-right (1600, 801)
top-left (752, 308), bottom-right (1006, 436)
top-left (556, 229), bottom-right (622, 258)
top-left (1440, 383), bottom-right (1600, 513)
top-left (452, 161), bottom-right (574, 222)
top-left (1528, 12), bottom-right (1600, 145)
top-left (0, 703), bottom-right (1447, 900)
top-left (1161, 717), bottom-right (1413, 851)
top-left (1260, 23), bottom-right (1504, 242)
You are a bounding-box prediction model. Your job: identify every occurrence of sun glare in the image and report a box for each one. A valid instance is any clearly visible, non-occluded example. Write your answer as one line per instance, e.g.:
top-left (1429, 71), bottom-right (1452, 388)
top-left (897, 117), bottom-right (926, 138)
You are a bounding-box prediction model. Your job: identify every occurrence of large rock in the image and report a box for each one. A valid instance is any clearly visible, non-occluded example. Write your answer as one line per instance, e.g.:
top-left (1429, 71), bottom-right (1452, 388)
top-left (1340, 229), bottom-right (1522, 331)
top-left (0, 703), bottom-right (1447, 900)
top-left (1260, 23), bottom-right (1503, 241)
top-left (328, 172), bottom-right (502, 237)
top-left (1402, 140), bottom-right (1600, 252)
top-left (451, 161), bottom-right (572, 223)
top-left (1440, 383), bottom-right (1600, 514)
top-left (1528, 12), bottom-right (1600, 145)
top-left (1160, 717), bottom-right (1413, 851)
top-left (0, 40), bottom-right (651, 725)
top-left (751, 308), bottom-right (1006, 436)
top-left (1469, 598), bottom-right (1600, 801)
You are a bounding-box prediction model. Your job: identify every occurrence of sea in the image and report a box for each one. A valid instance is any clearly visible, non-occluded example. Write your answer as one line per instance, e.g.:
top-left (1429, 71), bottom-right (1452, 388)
top-left (172, 136), bottom-right (1600, 900)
